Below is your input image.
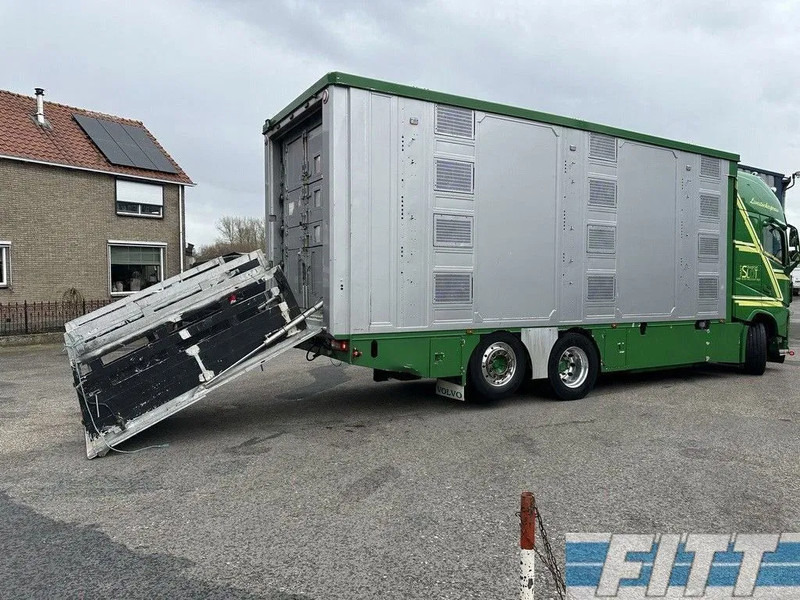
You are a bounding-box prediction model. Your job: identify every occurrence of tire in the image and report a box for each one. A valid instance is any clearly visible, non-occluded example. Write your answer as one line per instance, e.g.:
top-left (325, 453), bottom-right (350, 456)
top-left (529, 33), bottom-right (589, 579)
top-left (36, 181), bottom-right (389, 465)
top-left (742, 322), bottom-right (767, 375)
top-left (467, 332), bottom-right (527, 402)
top-left (547, 332), bottom-right (600, 401)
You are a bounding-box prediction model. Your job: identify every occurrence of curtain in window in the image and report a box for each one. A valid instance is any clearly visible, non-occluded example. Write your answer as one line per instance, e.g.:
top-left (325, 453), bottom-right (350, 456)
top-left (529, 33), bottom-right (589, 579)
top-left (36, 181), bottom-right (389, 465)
top-left (110, 246), bottom-right (161, 266)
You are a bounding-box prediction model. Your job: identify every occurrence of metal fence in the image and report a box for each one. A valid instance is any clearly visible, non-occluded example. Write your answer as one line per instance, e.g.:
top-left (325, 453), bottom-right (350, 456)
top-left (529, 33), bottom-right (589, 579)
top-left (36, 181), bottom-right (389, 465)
top-left (0, 300), bottom-right (112, 336)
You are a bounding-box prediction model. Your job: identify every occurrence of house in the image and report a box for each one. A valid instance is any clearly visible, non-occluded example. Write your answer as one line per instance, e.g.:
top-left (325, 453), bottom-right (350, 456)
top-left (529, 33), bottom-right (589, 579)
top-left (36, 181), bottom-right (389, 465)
top-left (0, 88), bottom-right (193, 303)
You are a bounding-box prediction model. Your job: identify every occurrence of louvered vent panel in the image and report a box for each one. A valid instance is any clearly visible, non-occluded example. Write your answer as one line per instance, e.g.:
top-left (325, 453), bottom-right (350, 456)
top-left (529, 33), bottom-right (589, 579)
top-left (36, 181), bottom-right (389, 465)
top-left (434, 214), bottom-right (473, 248)
top-left (435, 159), bottom-right (474, 193)
top-left (586, 275), bottom-right (616, 302)
top-left (589, 133), bottom-right (617, 162)
top-left (587, 225), bottom-right (616, 254)
top-left (698, 276), bottom-right (719, 300)
top-left (700, 194), bottom-right (720, 219)
top-left (698, 234), bottom-right (719, 260)
top-left (434, 272), bottom-right (472, 304)
top-left (700, 156), bottom-right (721, 179)
top-left (435, 105), bottom-right (474, 139)
top-left (588, 179), bottom-right (617, 209)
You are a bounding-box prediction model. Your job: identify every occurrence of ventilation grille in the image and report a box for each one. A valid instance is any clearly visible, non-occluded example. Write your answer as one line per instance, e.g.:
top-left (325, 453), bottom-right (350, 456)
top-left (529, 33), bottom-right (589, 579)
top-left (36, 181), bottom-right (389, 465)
top-left (698, 234), bottom-right (719, 260)
top-left (435, 159), bottom-right (474, 193)
top-left (700, 193), bottom-right (720, 219)
top-left (587, 225), bottom-right (616, 254)
top-left (434, 272), bottom-right (472, 304)
top-left (698, 276), bottom-right (719, 300)
top-left (589, 133), bottom-right (617, 162)
top-left (434, 214), bottom-right (473, 248)
top-left (435, 105), bottom-right (474, 139)
top-left (587, 275), bottom-right (616, 302)
top-left (700, 156), bottom-right (721, 179)
top-left (588, 179), bottom-right (617, 209)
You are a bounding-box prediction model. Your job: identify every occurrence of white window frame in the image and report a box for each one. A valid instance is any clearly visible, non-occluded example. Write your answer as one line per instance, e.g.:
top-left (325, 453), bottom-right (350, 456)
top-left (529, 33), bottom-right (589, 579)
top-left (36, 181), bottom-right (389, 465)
top-left (0, 242), bottom-right (10, 287)
top-left (115, 179), bottom-right (164, 219)
top-left (108, 241), bottom-right (166, 296)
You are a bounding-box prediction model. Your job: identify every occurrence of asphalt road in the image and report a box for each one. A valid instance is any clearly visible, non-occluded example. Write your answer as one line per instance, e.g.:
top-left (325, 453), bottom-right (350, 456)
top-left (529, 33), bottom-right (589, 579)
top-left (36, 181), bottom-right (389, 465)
top-left (1, 320), bottom-right (799, 599)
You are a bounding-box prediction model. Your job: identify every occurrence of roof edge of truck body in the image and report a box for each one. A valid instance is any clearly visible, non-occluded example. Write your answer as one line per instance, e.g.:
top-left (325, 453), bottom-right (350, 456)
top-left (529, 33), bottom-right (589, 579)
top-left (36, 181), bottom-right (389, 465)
top-left (264, 71), bottom-right (740, 162)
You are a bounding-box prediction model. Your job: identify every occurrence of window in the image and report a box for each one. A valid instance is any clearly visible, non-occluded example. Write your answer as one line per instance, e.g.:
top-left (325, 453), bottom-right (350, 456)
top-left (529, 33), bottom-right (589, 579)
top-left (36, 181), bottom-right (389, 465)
top-left (116, 179), bottom-right (164, 217)
top-left (763, 223), bottom-right (786, 264)
top-left (109, 243), bottom-right (165, 294)
top-left (0, 244), bottom-right (9, 287)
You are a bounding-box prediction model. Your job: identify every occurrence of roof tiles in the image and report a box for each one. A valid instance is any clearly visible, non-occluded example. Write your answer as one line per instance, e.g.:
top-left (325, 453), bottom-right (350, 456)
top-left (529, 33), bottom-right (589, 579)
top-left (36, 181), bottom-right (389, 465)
top-left (0, 89), bottom-right (192, 184)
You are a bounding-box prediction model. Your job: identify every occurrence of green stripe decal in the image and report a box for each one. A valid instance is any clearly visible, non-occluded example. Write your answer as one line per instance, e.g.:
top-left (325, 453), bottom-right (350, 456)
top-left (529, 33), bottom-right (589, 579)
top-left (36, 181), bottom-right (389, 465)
top-left (736, 195), bottom-right (783, 303)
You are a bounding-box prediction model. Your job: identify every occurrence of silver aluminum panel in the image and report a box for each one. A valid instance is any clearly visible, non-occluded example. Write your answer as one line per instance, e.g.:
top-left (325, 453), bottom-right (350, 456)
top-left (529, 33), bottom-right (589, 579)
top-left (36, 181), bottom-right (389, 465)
top-left (366, 92), bottom-right (397, 328)
top-left (558, 128), bottom-right (586, 323)
top-left (397, 98), bottom-right (432, 328)
top-left (521, 327), bottom-right (559, 379)
top-left (616, 142), bottom-right (678, 319)
top-left (266, 84), bottom-right (729, 336)
top-left (473, 115), bottom-right (558, 323)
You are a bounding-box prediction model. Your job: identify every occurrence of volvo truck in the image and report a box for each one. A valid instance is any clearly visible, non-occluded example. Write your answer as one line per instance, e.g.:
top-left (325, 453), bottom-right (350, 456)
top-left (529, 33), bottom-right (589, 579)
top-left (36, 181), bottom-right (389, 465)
top-left (263, 73), bottom-right (799, 403)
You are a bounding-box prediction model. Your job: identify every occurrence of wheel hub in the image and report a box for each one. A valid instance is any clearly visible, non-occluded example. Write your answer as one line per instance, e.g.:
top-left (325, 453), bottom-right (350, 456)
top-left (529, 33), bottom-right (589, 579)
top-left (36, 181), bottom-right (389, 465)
top-left (481, 342), bottom-right (517, 387)
top-left (558, 346), bottom-right (589, 389)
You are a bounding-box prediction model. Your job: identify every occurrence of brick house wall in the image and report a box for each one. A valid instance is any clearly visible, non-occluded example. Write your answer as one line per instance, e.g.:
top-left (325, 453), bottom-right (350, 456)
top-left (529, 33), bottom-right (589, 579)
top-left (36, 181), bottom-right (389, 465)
top-left (0, 159), bottom-right (184, 302)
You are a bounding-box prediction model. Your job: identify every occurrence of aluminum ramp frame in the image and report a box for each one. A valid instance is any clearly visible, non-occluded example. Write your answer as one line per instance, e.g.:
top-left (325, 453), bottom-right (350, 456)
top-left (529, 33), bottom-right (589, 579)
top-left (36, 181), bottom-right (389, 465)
top-left (64, 250), bottom-right (323, 459)
top-left (83, 322), bottom-right (322, 459)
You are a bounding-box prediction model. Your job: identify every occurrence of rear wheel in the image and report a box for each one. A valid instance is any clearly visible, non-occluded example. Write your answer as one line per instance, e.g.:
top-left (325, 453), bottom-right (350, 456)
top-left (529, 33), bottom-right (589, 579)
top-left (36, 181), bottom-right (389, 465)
top-left (547, 332), bottom-right (599, 401)
top-left (467, 332), bottom-right (527, 402)
top-left (742, 322), bottom-right (767, 375)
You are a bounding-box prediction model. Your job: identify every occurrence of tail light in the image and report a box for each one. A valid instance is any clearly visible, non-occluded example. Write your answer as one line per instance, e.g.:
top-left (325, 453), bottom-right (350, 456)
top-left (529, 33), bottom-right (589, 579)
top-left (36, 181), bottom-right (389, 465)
top-left (330, 339), bottom-right (349, 352)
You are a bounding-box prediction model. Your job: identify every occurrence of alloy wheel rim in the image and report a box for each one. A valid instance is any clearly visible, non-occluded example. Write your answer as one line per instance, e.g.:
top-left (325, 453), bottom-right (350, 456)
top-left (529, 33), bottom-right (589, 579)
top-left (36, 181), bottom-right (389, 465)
top-left (481, 342), bottom-right (517, 387)
top-left (558, 346), bottom-right (589, 389)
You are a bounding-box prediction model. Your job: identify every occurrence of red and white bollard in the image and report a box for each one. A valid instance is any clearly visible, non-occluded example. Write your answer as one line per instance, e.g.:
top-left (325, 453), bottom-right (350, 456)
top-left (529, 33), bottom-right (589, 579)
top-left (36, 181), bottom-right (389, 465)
top-left (520, 491), bottom-right (536, 600)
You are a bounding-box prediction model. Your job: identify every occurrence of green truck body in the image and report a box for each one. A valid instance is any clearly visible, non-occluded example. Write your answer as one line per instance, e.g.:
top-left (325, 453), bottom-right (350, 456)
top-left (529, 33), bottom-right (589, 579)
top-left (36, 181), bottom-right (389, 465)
top-left (265, 74), bottom-right (798, 401)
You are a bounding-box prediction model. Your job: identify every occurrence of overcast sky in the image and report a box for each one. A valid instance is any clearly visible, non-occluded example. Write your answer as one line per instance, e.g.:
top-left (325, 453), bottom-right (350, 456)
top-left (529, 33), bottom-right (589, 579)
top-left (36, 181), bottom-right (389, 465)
top-left (1, 0), bottom-right (799, 245)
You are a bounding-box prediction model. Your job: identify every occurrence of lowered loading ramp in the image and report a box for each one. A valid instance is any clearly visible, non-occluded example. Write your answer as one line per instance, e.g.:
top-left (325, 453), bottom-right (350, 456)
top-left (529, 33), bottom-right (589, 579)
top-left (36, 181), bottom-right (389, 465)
top-left (64, 251), bottom-right (322, 459)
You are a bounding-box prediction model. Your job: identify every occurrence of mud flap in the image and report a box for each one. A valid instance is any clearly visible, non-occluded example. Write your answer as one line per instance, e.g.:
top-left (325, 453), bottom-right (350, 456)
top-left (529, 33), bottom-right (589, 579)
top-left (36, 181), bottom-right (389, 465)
top-left (435, 379), bottom-right (465, 401)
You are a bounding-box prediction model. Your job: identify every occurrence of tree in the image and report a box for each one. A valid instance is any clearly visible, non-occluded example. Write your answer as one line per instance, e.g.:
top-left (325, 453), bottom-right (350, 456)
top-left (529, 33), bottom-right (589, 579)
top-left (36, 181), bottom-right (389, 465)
top-left (195, 216), bottom-right (266, 261)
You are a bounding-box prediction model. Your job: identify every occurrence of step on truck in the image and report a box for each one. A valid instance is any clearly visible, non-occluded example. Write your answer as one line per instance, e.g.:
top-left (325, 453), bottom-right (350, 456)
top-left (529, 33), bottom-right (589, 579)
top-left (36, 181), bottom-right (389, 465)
top-left (67, 73), bottom-right (799, 457)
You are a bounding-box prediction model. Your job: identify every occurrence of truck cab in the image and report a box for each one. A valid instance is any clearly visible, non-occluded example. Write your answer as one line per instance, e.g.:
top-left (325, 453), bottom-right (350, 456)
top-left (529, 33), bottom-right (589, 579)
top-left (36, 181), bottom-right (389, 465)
top-left (733, 172), bottom-right (800, 361)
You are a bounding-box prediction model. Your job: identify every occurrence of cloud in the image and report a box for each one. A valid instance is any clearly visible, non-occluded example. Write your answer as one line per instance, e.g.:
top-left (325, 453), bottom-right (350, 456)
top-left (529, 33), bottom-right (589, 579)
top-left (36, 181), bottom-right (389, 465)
top-left (1, 0), bottom-right (798, 238)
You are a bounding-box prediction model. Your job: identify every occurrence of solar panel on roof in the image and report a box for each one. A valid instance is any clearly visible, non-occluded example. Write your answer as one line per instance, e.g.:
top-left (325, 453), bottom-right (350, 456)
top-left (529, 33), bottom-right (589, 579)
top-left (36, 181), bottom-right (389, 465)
top-left (122, 124), bottom-right (177, 173)
top-left (73, 113), bottom-right (137, 168)
top-left (72, 113), bottom-right (178, 175)
top-left (101, 119), bottom-right (159, 171)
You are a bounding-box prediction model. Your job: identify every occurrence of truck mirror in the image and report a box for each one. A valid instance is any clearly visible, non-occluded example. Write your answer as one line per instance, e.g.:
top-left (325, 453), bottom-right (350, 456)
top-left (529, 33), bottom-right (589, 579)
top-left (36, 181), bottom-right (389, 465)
top-left (788, 226), bottom-right (800, 269)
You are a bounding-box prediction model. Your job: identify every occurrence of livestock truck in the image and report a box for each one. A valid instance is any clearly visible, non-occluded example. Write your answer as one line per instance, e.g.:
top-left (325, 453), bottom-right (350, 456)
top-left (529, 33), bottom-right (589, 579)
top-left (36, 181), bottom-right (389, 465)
top-left (263, 73), bottom-right (798, 402)
top-left (66, 73), bottom-right (799, 457)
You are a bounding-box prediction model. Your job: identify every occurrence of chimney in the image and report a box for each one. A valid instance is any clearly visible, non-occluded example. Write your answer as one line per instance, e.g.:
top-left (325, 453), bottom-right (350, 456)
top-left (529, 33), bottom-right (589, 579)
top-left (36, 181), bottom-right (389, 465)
top-left (34, 88), bottom-right (45, 125)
